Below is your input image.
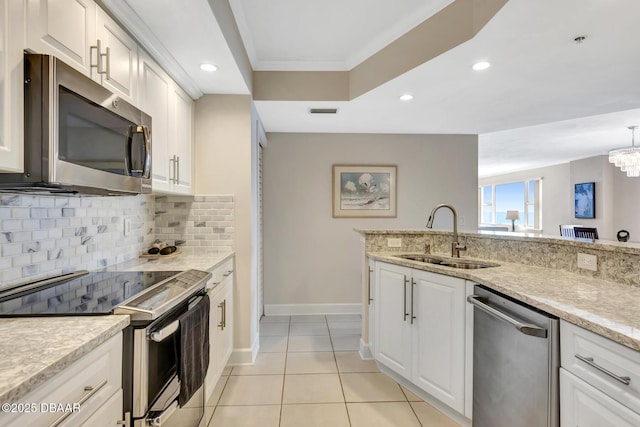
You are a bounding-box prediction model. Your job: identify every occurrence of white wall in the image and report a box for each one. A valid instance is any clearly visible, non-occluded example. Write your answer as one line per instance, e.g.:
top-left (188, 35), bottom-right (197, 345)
top-left (479, 163), bottom-right (571, 235)
top-left (263, 133), bottom-right (478, 308)
top-left (194, 94), bottom-right (258, 363)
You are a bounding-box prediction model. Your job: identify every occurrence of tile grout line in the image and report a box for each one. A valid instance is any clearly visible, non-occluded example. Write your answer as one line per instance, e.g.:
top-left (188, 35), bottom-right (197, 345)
top-left (277, 315), bottom-right (292, 427)
top-left (327, 315), bottom-right (353, 427)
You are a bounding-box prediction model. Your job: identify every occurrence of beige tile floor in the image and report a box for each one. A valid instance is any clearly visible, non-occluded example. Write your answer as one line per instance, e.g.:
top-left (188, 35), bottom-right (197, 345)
top-left (205, 314), bottom-right (460, 427)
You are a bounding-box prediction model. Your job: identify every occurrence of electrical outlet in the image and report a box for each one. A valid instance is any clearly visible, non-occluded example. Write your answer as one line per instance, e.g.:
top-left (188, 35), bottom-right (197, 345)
top-left (124, 218), bottom-right (132, 237)
top-left (387, 238), bottom-right (402, 248)
top-left (577, 253), bottom-right (597, 271)
top-left (458, 215), bottom-right (465, 226)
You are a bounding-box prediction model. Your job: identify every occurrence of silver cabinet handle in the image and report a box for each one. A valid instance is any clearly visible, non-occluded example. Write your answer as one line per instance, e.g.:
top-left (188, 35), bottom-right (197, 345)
top-left (223, 270), bottom-right (233, 277)
top-left (223, 299), bottom-right (227, 329)
top-left (219, 299), bottom-right (227, 330)
top-left (403, 276), bottom-right (409, 321)
top-left (147, 400), bottom-right (178, 426)
top-left (103, 46), bottom-right (111, 80)
top-left (176, 156), bottom-right (180, 184)
top-left (90, 39), bottom-right (101, 74)
top-left (368, 268), bottom-right (373, 305)
top-left (49, 379), bottom-right (108, 427)
top-left (467, 295), bottom-right (547, 338)
top-left (575, 354), bottom-right (631, 385)
top-left (169, 156), bottom-right (175, 183)
top-left (150, 320), bottom-right (179, 342)
top-left (410, 278), bottom-right (416, 324)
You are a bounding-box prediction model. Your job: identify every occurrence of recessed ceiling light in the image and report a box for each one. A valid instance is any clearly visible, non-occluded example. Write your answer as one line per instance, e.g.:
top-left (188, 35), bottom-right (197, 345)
top-left (472, 61), bottom-right (491, 71)
top-left (200, 63), bottom-right (218, 72)
top-left (399, 94), bottom-right (413, 101)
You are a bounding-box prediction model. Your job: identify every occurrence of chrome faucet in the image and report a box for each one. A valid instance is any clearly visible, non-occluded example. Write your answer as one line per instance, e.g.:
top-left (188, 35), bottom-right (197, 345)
top-left (426, 204), bottom-right (467, 258)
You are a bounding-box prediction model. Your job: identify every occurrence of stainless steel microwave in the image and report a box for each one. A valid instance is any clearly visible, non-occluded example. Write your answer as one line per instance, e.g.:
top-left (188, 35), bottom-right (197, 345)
top-left (0, 54), bottom-right (152, 195)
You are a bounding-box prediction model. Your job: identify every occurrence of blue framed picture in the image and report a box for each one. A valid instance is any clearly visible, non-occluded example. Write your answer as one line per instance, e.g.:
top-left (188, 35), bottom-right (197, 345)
top-left (575, 182), bottom-right (595, 219)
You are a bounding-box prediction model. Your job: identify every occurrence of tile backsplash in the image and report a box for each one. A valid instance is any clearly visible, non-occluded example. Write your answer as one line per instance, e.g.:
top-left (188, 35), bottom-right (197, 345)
top-left (154, 195), bottom-right (234, 254)
top-left (0, 193), bottom-right (235, 289)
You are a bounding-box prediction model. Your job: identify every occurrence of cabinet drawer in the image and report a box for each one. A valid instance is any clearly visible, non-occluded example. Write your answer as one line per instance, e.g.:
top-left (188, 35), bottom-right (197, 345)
top-left (561, 321), bottom-right (640, 413)
top-left (207, 258), bottom-right (234, 293)
top-left (2, 333), bottom-right (122, 427)
top-left (560, 368), bottom-right (640, 427)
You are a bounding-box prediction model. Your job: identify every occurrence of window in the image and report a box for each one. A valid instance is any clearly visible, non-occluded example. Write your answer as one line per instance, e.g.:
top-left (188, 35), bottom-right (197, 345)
top-left (479, 179), bottom-right (541, 229)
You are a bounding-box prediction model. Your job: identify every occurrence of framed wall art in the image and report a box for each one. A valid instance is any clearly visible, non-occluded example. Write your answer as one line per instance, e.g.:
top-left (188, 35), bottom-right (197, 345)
top-left (332, 165), bottom-right (397, 218)
top-left (575, 182), bottom-right (595, 219)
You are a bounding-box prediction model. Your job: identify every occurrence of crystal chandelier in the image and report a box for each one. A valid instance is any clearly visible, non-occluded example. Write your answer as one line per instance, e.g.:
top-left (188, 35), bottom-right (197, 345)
top-left (609, 126), bottom-right (640, 177)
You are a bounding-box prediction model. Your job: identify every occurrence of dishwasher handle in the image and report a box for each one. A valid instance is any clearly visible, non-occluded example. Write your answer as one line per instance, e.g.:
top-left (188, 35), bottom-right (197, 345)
top-left (467, 295), bottom-right (547, 338)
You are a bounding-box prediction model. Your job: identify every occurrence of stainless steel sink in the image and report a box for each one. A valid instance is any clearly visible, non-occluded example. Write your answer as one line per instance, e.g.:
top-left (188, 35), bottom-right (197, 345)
top-left (395, 254), bottom-right (446, 264)
top-left (393, 254), bottom-right (499, 269)
top-left (439, 260), bottom-right (499, 269)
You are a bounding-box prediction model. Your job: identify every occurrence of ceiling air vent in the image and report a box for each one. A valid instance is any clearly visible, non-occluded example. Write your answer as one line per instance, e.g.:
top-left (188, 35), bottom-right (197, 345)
top-left (309, 108), bottom-right (338, 114)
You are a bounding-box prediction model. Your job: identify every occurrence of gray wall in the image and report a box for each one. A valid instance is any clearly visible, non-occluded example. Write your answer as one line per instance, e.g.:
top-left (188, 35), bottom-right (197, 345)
top-left (263, 133), bottom-right (478, 307)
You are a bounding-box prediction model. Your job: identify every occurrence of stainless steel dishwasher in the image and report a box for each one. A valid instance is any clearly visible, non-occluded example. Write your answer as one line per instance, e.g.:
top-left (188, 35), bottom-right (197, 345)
top-left (467, 285), bottom-right (559, 427)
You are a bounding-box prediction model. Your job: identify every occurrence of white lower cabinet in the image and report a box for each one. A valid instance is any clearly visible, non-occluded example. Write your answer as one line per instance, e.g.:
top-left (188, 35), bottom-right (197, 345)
top-left (374, 261), bottom-right (467, 415)
top-left (1, 333), bottom-right (123, 427)
top-left (560, 320), bottom-right (640, 426)
top-left (204, 258), bottom-right (235, 403)
top-left (560, 369), bottom-right (640, 426)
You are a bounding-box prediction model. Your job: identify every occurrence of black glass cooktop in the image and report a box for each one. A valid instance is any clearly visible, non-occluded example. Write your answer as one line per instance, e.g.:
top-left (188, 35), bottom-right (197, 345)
top-left (0, 270), bottom-right (181, 316)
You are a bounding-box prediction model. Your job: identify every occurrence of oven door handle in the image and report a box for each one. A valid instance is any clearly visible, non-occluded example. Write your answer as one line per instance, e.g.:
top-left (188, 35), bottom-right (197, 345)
top-left (147, 400), bottom-right (179, 427)
top-left (149, 320), bottom-right (179, 342)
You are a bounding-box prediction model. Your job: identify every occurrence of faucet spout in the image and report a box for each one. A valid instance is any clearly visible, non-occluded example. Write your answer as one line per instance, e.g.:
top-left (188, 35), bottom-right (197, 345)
top-left (425, 204), bottom-right (467, 258)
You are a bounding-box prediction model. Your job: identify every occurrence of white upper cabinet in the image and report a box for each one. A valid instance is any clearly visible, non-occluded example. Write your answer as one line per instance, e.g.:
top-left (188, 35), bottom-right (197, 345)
top-left (139, 50), bottom-right (194, 195)
top-left (26, 0), bottom-right (138, 104)
top-left (95, 7), bottom-right (138, 104)
top-left (139, 50), bottom-right (171, 192)
top-left (0, 0), bottom-right (24, 173)
top-left (169, 84), bottom-right (194, 194)
top-left (26, 0), bottom-right (97, 75)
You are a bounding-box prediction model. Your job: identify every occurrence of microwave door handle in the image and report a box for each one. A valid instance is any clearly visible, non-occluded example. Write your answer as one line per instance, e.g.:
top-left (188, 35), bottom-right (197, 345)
top-left (126, 125), bottom-right (152, 178)
top-left (141, 125), bottom-right (151, 178)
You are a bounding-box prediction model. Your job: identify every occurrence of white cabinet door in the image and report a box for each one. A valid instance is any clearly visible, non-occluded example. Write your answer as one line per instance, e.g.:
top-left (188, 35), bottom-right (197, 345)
top-left (560, 368), bottom-right (640, 427)
top-left (204, 260), bottom-right (234, 403)
top-left (412, 270), bottom-right (466, 413)
top-left (0, 0), bottom-right (24, 173)
top-left (140, 49), bottom-right (194, 195)
top-left (139, 51), bottom-right (171, 193)
top-left (374, 262), bottom-right (412, 380)
top-left (95, 7), bottom-right (138, 104)
top-left (214, 278), bottom-right (233, 374)
top-left (26, 0), bottom-right (96, 75)
top-left (169, 84), bottom-right (194, 195)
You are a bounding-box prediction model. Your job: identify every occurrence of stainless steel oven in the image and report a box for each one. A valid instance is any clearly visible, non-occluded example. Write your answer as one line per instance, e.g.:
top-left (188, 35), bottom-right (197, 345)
top-left (116, 270), bottom-right (211, 427)
top-left (0, 268), bottom-right (211, 427)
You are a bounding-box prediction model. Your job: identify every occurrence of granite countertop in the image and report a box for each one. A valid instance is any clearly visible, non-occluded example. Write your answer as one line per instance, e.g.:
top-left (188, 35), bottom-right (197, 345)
top-left (110, 250), bottom-right (234, 273)
top-left (0, 315), bottom-right (129, 403)
top-left (369, 252), bottom-right (640, 352)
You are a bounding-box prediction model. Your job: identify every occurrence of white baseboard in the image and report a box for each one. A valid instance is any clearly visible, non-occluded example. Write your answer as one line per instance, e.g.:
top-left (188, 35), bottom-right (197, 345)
top-left (359, 338), bottom-right (374, 360)
top-left (229, 334), bottom-right (260, 365)
top-left (264, 303), bottom-right (361, 316)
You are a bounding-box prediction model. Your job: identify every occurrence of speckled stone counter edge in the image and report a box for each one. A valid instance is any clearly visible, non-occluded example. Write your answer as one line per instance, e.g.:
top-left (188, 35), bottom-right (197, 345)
top-left (0, 316), bottom-right (129, 403)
